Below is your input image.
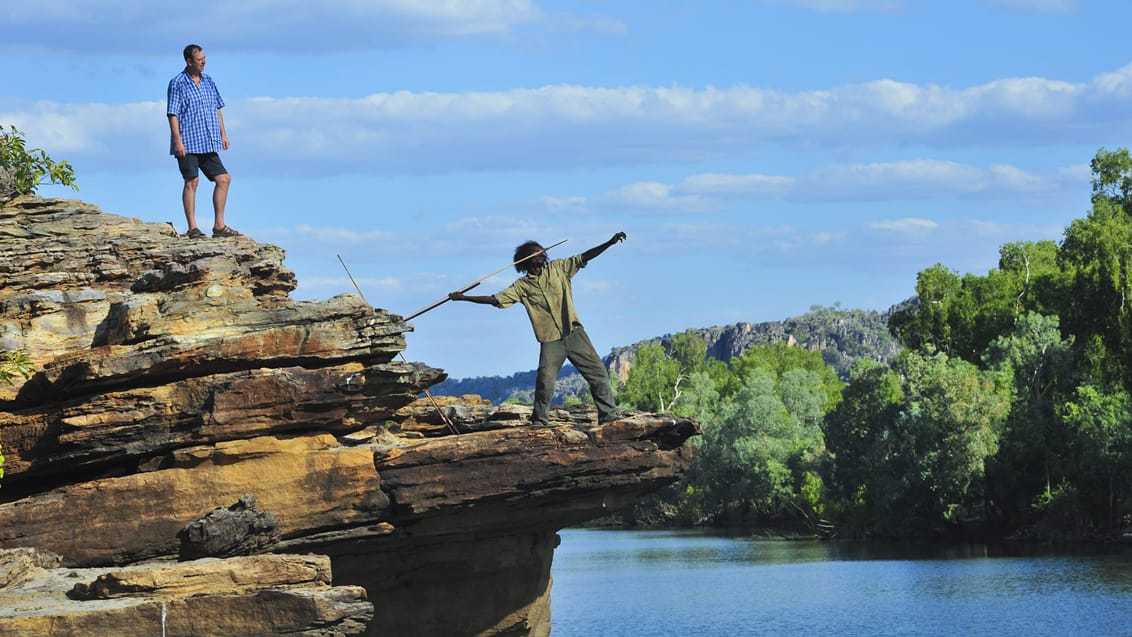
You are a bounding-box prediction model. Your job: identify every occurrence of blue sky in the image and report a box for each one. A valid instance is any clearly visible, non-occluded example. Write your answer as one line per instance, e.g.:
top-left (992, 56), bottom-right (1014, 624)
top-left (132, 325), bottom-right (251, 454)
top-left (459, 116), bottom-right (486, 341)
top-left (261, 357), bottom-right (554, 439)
top-left (3, 0), bottom-right (1129, 378)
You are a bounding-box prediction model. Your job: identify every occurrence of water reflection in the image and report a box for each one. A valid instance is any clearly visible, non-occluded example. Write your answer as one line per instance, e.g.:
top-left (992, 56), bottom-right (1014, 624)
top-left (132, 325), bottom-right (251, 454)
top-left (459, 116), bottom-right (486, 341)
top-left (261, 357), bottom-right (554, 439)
top-left (551, 529), bottom-right (1132, 637)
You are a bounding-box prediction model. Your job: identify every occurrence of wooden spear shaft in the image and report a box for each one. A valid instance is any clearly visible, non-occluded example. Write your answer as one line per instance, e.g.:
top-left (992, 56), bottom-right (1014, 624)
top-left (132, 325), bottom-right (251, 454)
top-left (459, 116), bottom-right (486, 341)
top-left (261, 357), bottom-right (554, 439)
top-left (402, 239), bottom-right (567, 321)
top-left (336, 254), bottom-right (462, 435)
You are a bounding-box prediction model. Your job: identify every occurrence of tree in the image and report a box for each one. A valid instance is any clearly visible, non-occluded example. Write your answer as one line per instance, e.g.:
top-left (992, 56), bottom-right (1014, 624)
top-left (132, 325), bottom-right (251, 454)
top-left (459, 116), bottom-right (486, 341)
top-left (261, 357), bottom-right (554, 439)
top-left (618, 330), bottom-right (726, 413)
top-left (1059, 178), bottom-right (1132, 391)
top-left (695, 367), bottom-right (793, 518)
top-left (982, 312), bottom-right (1076, 527)
top-left (672, 369), bottom-right (722, 421)
top-left (0, 125), bottom-right (78, 201)
top-left (727, 342), bottom-right (843, 410)
top-left (687, 349), bottom-right (842, 526)
top-left (618, 343), bottom-right (682, 411)
top-left (1059, 386), bottom-right (1132, 531)
top-left (820, 359), bottom-right (903, 523)
top-left (823, 351), bottom-right (1011, 533)
top-left (889, 241), bottom-right (1067, 368)
top-left (889, 351), bottom-right (1012, 527)
top-left (888, 264), bottom-right (967, 356)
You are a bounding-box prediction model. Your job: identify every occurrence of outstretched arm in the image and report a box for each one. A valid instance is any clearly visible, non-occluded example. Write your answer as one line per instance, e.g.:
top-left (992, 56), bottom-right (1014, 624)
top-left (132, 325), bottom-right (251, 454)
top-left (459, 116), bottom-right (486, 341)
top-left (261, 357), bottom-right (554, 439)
top-left (581, 232), bottom-right (627, 263)
top-left (449, 291), bottom-right (501, 307)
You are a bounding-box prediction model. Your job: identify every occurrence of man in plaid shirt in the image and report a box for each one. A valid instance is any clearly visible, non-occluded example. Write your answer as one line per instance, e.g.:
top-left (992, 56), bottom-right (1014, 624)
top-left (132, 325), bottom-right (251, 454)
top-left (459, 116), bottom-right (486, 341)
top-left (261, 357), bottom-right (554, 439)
top-left (167, 44), bottom-right (240, 239)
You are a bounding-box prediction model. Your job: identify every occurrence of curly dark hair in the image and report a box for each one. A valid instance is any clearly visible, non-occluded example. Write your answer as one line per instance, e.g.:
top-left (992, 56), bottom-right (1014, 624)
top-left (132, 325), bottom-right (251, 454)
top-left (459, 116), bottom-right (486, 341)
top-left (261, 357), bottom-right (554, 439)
top-left (513, 241), bottom-right (544, 273)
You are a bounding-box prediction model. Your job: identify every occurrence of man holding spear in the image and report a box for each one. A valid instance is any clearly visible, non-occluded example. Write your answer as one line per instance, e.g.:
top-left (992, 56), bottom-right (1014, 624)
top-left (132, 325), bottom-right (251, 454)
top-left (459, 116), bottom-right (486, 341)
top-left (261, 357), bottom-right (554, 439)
top-left (448, 232), bottom-right (627, 428)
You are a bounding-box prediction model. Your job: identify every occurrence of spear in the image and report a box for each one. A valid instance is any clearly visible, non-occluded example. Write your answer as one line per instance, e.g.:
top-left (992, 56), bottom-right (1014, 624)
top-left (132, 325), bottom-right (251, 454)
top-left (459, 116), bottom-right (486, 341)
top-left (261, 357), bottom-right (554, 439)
top-left (336, 254), bottom-right (464, 435)
top-left (402, 239), bottom-right (567, 321)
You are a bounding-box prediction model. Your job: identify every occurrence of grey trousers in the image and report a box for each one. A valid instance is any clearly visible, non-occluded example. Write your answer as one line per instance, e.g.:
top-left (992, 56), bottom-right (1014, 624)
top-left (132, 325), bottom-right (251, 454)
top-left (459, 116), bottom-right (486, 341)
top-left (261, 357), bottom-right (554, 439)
top-left (532, 324), bottom-right (618, 424)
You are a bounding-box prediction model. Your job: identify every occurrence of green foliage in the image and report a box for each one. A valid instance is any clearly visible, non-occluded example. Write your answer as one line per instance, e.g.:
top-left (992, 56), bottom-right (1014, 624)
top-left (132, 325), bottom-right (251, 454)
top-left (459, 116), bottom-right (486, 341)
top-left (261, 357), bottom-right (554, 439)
top-left (981, 312), bottom-right (1077, 527)
top-left (1089, 147), bottom-right (1132, 204)
top-left (822, 350), bottom-right (1011, 533)
top-left (892, 350), bottom-right (1012, 522)
top-left (1059, 193), bottom-right (1132, 391)
top-left (0, 125), bottom-right (79, 200)
top-left (0, 351), bottom-right (33, 385)
top-left (888, 241), bottom-right (1066, 366)
top-left (1059, 386), bottom-right (1132, 529)
top-left (873, 147), bottom-right (1132, 536)
top-left (727, 343), bottom-right (844, 410)
top-left (820, 359), bottom-right (903, 514)
top-left (618, 330), bottom-right (730, 413)
top-left (685, 354), bottom-right (842, 524)
top-left (1031, 481), bottom-right (1084, 536)
top-left (618, 343), bottom-right (682, 411)
top-left (671, 370), bottom-right (722, 420)
top-left (614, 334), bottom-right (845, 527)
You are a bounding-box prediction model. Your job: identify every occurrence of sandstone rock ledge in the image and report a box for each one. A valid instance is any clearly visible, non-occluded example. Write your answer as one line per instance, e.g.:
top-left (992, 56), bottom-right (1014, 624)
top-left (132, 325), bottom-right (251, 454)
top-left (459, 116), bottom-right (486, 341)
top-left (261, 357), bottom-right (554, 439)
top-left (0, 549), bottom-right (372, 637)
top-left (0, 197), bottom-right (699, 637)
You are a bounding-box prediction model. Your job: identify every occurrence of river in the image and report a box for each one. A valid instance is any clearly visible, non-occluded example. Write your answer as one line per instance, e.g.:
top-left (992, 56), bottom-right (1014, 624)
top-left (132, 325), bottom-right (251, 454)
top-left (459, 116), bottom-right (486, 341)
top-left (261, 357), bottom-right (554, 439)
top-left (550, 528), bottom-right (1132, 637)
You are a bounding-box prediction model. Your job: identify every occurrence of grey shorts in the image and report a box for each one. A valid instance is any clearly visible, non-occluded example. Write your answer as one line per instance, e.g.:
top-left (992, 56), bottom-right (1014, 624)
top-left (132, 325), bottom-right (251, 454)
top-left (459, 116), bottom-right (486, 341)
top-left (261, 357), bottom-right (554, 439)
top-left (177, 152), bottom-right (228, 182)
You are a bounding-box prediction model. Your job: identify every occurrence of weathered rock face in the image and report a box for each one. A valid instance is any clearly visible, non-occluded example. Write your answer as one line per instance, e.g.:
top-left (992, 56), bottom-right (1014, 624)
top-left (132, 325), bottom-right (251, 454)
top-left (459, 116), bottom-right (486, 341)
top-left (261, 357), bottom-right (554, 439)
top-left (0, 197), bottom-right (700, 637)
top-left (0, 549), bottom-right (374, 637)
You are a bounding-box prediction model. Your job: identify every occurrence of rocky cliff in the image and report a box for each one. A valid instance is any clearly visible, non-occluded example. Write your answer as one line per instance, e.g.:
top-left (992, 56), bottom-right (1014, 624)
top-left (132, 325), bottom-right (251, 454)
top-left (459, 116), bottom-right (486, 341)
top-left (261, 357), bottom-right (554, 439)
top-left (0, 196), bottom-right (699, 637)
top-left (606, 306), bottom-right (901, 384)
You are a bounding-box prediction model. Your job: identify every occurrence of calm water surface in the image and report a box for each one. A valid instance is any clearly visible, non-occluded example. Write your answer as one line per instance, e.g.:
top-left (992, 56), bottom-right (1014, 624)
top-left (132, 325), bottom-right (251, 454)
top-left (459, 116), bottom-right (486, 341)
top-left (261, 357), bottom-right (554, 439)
top-left (550, 528), bottom-right (1132, 637)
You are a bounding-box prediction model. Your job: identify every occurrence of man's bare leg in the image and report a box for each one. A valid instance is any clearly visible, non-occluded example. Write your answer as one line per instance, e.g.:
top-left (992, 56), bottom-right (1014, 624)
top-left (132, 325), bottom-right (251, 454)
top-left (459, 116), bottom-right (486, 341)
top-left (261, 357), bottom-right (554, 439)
top-left (212, 173), bottom-right (231, 230)
top-left (182, 177), bottom-right (200, 231)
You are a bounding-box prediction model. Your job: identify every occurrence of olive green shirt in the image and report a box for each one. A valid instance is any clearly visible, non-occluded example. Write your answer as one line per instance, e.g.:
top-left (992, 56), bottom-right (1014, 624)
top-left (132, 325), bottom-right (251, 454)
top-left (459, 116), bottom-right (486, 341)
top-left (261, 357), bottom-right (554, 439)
top-left (494, 254), bottom-right (587, 343)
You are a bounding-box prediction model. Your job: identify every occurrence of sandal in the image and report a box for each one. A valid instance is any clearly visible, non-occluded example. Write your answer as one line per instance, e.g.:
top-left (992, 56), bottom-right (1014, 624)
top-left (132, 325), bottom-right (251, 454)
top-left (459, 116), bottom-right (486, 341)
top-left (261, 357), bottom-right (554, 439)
top-left (184, 227), bottom-right (205, 239)
top-left (212, 225), bottom-right (242, 238)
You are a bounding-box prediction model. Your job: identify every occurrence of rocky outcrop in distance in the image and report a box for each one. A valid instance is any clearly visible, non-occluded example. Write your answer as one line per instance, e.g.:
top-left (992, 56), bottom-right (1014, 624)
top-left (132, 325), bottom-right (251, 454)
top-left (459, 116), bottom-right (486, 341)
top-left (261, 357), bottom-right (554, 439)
top-left (435, 306), bottom-right (902, 404)
top-left (606, 305), bottom-right (902, 385)
top-left (0, 196), bottom-right (699, 637)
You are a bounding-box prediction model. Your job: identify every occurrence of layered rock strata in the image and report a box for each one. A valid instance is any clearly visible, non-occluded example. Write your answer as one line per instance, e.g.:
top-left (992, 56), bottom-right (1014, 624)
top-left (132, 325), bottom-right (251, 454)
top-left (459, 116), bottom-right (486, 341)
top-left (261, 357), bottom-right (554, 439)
top-left (0, 197), bottom-right (699, 636)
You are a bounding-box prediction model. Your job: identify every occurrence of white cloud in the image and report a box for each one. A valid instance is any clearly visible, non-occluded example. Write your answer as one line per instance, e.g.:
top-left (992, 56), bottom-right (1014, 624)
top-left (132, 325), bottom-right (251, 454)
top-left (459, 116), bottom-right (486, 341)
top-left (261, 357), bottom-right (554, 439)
top-left (979, 0), bottom-right (1077, 15)
top-left (1093, 63), bottom-right (1132, 99)
top-left (535, 159), bottom-right (1070, 214)
top-left (763, 0), bottom-right (903, 12)
top-left (676, 173), bottom-right (795, 196)
top-left (869, 218), bottom-right (938, 233)
top-left (283, 225), bottom-right (397, 245)
top-left (4, 65), bottom-right (1125, 178)
top-left (0, 0), bottom-right (620, 53)
top-left (796, 159), bottom-right (1056, 201)
top-left (602, 182), bottom-right (718, 213)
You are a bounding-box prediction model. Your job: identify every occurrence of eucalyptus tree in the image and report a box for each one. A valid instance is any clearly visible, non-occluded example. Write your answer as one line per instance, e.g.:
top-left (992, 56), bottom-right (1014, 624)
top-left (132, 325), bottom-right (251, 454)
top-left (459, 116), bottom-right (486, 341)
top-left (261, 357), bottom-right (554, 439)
top-left (618, 343), bottom-right (681, 412)
top-left (1059, 386), bottom-right (1132, 530)
top-left (820, 359), bottom-right (902, 525)
top-left (1059, 148), bottom-right (1132, 392)
top-left (982, 312), bottom-right (1077, 527)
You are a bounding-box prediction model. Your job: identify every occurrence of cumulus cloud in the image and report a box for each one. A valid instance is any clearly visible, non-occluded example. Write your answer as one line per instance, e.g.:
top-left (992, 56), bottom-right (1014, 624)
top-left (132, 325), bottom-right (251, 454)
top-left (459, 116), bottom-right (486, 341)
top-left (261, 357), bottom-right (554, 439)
top-left (869, 218), bottom-right (939, 233)
top-left (796, 160), bottom-right (1057, 201)
top-left (530, 159), bottom-right (1072, 214)
top-left (6, 64), bottom-right (1126, 178)
top-left (0, 0), bottom-right (620, 53)
top-left (979, 0), bottom-right (1077, 15)
top-left (676, 173), bottom-right (795, 196)
top-left (763, 0), bottom-right (904, 12)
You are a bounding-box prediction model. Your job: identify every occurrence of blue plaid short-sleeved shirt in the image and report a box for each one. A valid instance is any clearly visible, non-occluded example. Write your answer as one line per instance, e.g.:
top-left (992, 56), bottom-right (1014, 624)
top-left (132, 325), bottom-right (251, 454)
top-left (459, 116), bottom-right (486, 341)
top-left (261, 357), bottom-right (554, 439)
top-left (167, 71), bottom-right (226, 154)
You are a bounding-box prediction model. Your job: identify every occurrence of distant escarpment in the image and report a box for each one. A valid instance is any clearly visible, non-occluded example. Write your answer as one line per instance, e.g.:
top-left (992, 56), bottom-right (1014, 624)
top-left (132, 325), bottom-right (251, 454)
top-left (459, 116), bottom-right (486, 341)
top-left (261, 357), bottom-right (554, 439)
top-left (435, 307), bottom-right (901, 404)
top-left (607, 306), bottom-right (901, 385)
top-left (0, 196), bottom-right (699, 637)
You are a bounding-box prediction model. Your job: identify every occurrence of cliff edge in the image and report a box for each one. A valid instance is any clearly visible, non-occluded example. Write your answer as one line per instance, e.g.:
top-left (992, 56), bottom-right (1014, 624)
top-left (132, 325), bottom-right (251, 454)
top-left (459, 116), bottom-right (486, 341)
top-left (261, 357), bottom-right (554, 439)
top-left (0, 196), bottom-right (699, 637)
